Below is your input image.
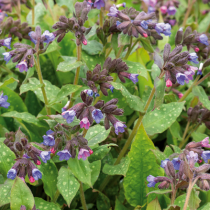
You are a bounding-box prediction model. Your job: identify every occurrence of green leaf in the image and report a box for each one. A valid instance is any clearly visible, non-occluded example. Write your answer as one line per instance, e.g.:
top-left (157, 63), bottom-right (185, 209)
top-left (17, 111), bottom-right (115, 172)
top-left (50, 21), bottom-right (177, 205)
top-left (188, 189), bottom-right (201, 210)
top-left (164, 94), bottom-right (177, 103)
top-left (48, 114), bottom-right (80, 126)
top-left (151, 149), bottom-right (167, 165)
top-left (102, 156), bottom-right (130, 176)
top-left (10, 177), bottom-right (34, 210)
top-left (111, 82), bottom-right (144, 112)
top-left (115, 198), bottom-right (128, 210)
top-left (0, 179), bottom-right (14, 207)
top-left (174, 194), bottom-right (189, 210)
top-left (118, 33), bottom-right (130, 46)
top-left (198, 203), bottom-right (210, 210)
top-left (142, 102), bottom-right (185, 135)
top-left (146, 198), bottom-right (161, 210)
top-left (57, 56), bottom-right (85, 72)
top-left (37, 160), bottom-right (58, 200)
top-left (0, 143), bottom-right (16, 179)
top-left (124, 124), bottom-right (163, 207)
top-left (97, 191), bottom-right (111, 210)
top-left (125, 60), bottom-right (148, 79)
top-left (35, 197), bottom-right (60, 210)
top-left (192, 132), bottom-right (208, 142)
top-left (164, 146), bottom-right (174, 157)
top-left (57, 167), bottom-right (80, 207)
top-left (82, 40), bottom-right (103, 55)
top-left (41, 42), bottom-right (61, 56)
top-left (0, 77), bottom-right (18, 88)
top-left (147, 189), bottom-right (172, 196)
top-left (169, 121), bottom-right (182, 141)
top-left (20, 83), bottom-right (42, 95)
top-left (67, 158), bottom-right (92, 187)
top-left (192, 86), bottom-right (210, 110)
top-left (139, 37), bottom-right (154, 53)
top-left (1, 111), bottom-right (44, 127)
top-left (158, 35), bottom-right (169, 51)
top-left (151, 64), bottom-right (161, 80)
top-left (198, 12), bottom-right (210, 33)
top-left (154, 78), bottom-right (166, 108)
top-left (86, 125), bottom-right (111, 147)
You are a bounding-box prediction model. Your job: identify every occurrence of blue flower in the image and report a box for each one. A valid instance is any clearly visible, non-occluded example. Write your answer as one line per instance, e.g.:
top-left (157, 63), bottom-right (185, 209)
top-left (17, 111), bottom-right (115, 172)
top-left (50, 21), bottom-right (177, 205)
top-left (188, 53), bottom-right (199, 64)
top-left (160, 158), bottom-right (170, 168)
top-left (140, 20), bottom-right (148, 29)
top-left (167, 6), bottom-right (176, 16)
top-left (3, 52), bottom-right (12, 64)
top-left (16, 61), bottom-right (28, 72)
top-left (0, 93), bottom-right (10, 108)
top-left (147, 175), bottom-right (157, 187)
top-left (62, 110), bottom-right (76, 124)
top-left (176, 73), bottom-right (188, 85)
top-left (95, 93), bottom-right (100, 97)
top-left (84, 89), bottom-right (93, 97)
top-left (198, 34), bottom-right (209, 46)
top-left (39, 151), bottom-right (51, 163)
top-left (107, 5), bottom-right (119, 17)
top-left (148, 6), bottom-right (155, 13)
top-left (3, 38), bottom-right (12, 49)
top-left (92, 109), bottom-right (103, 124)
top-left (171, 158), bottom-right (181, 170)
top-left (197, 70), bottom-right (202, 75)
top-left (94, 0), bottom-right (105, 9)
top-left (155, 23), bottom-right (171, 36)
top-left (43, 30), bottom-right (55, 44)
top-left (109, 85), bottom-right (114, 93)
top-left (57, 149), bottom-right (71, 161)
top-left (28, 32), bottom-right (37, 44)
top-left (114, 121), bottom-right (127, 135)
top-left (32, 169), bottom-right (42, 180)
top-left (43, 130), bottom-right (55, 146)
top-left (116, 21), bottom-right (121, 26)
top-left (201, 151), bottom-right (210, 163)
top-left (129, 74), bottom-right (139, 84)
top-left (7, 168), bottom-right (17, 180)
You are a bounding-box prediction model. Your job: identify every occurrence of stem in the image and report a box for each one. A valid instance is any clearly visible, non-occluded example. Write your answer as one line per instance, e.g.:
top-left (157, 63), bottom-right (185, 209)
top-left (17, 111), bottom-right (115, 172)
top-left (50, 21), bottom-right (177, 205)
top-left (116, 46), bottom-right (124, 59)
top-left (124, 36), bottom-right (133, 60)
top-left (47, 0), bottom-right (55, 22)
top-left (182, 121), bottom-right (190, 143)
top-left (124, 39), bottom-right (139, 60)
top-left (34, 55), bottom-right (51, 115)
top-left (32, 0), bottom-right (35, 25)
top-left (79, 181), bottom-right (88, 210)
top-left (195, 72), bottom-right (210, 86)
top-left (99, 8), bottom-right (104, 27)
top-left (67, 44), bottom-right (82, 109)
top-left (183, 180), bottom-right (192, 210)
top-left (182, 0), bottom-right (196, 28)
top-left (126, 113), bottom-right (138, 128)
top-left (52, 189), bottom-right (60, 203)
top-left (178, 75), bottom-right (200, 102)
top-left (1, 65), bottom-right (12, 73)
top-left (105, 47), bottom-right (113, 59)
top-left (171, 188), bottom-right (177, 205)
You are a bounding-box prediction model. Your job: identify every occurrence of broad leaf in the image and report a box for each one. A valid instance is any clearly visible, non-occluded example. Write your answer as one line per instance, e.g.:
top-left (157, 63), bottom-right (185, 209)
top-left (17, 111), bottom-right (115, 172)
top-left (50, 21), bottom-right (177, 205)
top-left (146, 198), bottom-right (161, 210)
top-left (10, 177), bottom-right (34, 210)
top-left (198, 12), bottom-right (210, 33)
top-left (139, 37), bottom-right (154, 53)
top-left (35, 197), bottom-right (60, 210)
top-left (154, 77), bottom-right (166, 108)
top-left (97, 191), bottom-right (111, 210)
top-left (82, 40), bottom-right (103, 55)
top-left (20, 83), bottom-right (42, 95)
top-left (118, 33), bottom-right (130, 46)
top-left (151, 64), bottom-right (161, 80)
top-left (0, 77), bottom-right (18, 88)
top-left (188, 189), bottom-right (201, 210)
top-left (0, 179), bottom-right (13, 207)
top-left (147, 189), bottom-right (172, 196)
top-left (174, 194), bottom-right (189, 210)
top-left (198, 203), bottom-right (210, 210)
top-left (115, 198), bottom-right (128, 210)
top-left (143, 102), bottom-right (185, 135)
top-left (151, 149), bottom-right (167, 165)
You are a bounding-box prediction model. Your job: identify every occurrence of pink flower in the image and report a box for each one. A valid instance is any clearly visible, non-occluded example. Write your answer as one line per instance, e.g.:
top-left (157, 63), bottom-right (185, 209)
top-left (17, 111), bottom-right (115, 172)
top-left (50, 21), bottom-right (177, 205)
top-left (29, 176), bottom-right (35, 183)
top-left (78, 149), bottom-right (91, 160)
top-left (160, 6), bottom-right (167, 14)
top-left (201, 137), bottom-right (210, 148)
top-left (178, 93), bottom-right (183, 99)
top-left (80, 117), bottom-right (90, 129)
top-left (166, 79), bottom-right (172, 87)
top-left (50, 148), bottom-right (56, 154)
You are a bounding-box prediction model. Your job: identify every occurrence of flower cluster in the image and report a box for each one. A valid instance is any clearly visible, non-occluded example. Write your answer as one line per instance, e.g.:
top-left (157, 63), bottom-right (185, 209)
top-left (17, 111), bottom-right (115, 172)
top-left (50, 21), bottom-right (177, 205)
top-left (0, 0), bottom-right (29, 13)
top-left (0, 92), bottom-right (10, 108)
top-left (86, 0), bottom-right (105, 9)
top-left (0, 37), bottom-right (11, 49)
top-left (52, 1), bottom-right (91, 45)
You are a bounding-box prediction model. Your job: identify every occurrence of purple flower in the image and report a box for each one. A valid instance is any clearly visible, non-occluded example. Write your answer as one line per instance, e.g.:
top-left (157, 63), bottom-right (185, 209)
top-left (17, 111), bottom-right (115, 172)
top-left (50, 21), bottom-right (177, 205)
top-left (43, 30), bottom-right (55, 44)
top-left (198, 34), bottom-right (209, 46)
top-left (32, 169), bottom-right (42, 180)
top-left (78, 149), bottom-right (90, 160)
top-left (109, 85), bottom-right (114, 93)
top-left (16, 61), bottom-right (28, 72)
top-left (171, 158), bottom-right (181, 170)
top-left (94, 0), bottom-right (105, 9)
top-left (84, 89), bottom-right (93, 97)
top-left (168, 19), bottom-right (176, 26)
top-left (80, 117), bottom-right (90, 129)
top-left (3, 52), bottom-right (12, 64)
top-left (200, 137), bottom-right (210, 148)
top-left (116, 21), bottom-right (121, 26)
top-left (0, 93), bottom-right (10, 108)
top-left (43, 130), bottom-right (55, 146)
top-left (140, 20), bottom-right (148, 29)
top-left (3, 37), bottom-right (12, 49)
top-left (155, 23), bottom-right (171, 36)
top-left (188, 53), bottom-right (199, 64)
top-left (202, 151), bottom-right (210, 163)
top-left (107, 5), bottom-right (119, 17)
top-left (7, 168), bottom-right (17, 180)
top-left (187, 151), bottom-right (198, 163)
top-left (184, 68), bottom-right (195, 81)
top-left (176, 73), bottom-right (188, 85)
top-left (62, 110), bottom-right (76, 124)
top-left (92, 109), bottom-right (103, 124)
top-left (160, 158), bottom-right (170, 168)
top-left (148, 6), bottom-right (155, 13)
top-left (129, 74), bottom-right (139, 84)
top-left (57, 149), bottom-right (71, 161)
top-left (167, 6), bottom-right (176, 16)
top-left (28, 31), bottom-right (37, 44)
top-left (39, 151), bottom-right (51, 163)
top-left (114, 121), bottom-right (127, 135)
top-left (147, 175), bottom-right (157, 187)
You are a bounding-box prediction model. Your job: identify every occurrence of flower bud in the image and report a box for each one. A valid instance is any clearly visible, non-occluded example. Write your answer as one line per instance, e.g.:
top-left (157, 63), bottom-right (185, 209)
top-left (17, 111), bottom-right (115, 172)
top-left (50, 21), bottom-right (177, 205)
top-left (158, 181), bottom-right (170, 189)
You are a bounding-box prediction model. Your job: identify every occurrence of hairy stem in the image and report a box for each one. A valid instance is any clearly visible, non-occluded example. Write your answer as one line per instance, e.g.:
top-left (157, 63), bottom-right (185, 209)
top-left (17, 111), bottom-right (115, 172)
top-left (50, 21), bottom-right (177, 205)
top-left (116, 46), bottom-right (124, 59)
top-left (170, 184), bottom-right (176, 205)
top-left (195, 72), bottom-right (210, 86)
top-left (67, 44), bottom-right (82, 109)
top-left (79, 181), bottom-right (88, 210)
top-left (183, 180), bottom-right (192, 210)
top-left (124, 39), bottom-right (139, 60)
top-left (47, 0), bottom-right (55, 22)
top-left (182, 0), bottom-right (196, 27)
top-left (182, 121), bottom-right (190, 143)
top-left (99, 8), bottom-right (104, 27)
top-left (34, 55), bottom-right (51, 115)
top-left (32, 0), bottom-right (35, 25)
top-left (52, 189), bottom-right (60, 203)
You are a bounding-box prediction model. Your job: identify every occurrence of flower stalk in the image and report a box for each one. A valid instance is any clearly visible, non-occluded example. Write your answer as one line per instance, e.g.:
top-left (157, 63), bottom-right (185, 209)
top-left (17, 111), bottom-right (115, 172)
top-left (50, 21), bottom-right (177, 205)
top-left (79, 181), bottom-right (88, 210)
top-left (32, 0), bottom-right (35, 25)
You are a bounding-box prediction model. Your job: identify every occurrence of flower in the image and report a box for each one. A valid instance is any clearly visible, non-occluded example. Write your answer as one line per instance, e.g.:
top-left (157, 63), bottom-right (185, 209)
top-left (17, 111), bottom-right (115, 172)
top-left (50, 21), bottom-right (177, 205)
top-left (28, 32), bottom-right (37, 44)
top-left (116, 3), bottom-right (126, 8)
top-left (167, 6), bottom-right (176, 16)
top-left (188, 53), bottom-right (199, 64)
top-left (155, 23), bottom-right (171, 36)
top-left (0, 93), bottom-right (10, 108)
top-left (29, 176), bottom-right (35, 183)
top-left (36, 160), bottom-right (41, 165)
top-left (16, 61), bottom-right (28, 72)
top-left (84, 89), bottom-right (93, 97)
top-left (195, 47), bottom-right (199, 52)
top-left (187, 151), bottom-right (199, 163)
top-left (43, 30), bottom-right (55, 44)
top-left (109, 85), bottom-right (114, 93)
top-left (114, 121), bottom-right (127, 135)
top-left (197, 63), bottom-right (203, 75)
top-left (129, 74), bottom-right (139, 84)
top-left (202, 151), bottom-right (210, 163)
top-left (140, 20), bottom-right (148, 29)
top-left (94, 0), bottom-right (105, 9)
top-left (57, 149), bottom-right (71, 161)
top-left (3, 52), bottom-right (12, 64)
top-left (107, 5), bottom-right (119, 17)
top-left (200, 137), bottom-right (210, 148)
top-left (78, 149), bottom-right (91, 160)
top-left (3, 37), bottom-right (12, 49)
top-left (166, 79), bottom-right (172, 87)
top-left (7, 168), bottom-right (17, 180)
top-left (198, 34), bottom-right (209, 46)
top-left (171, 158), bottom-right (181, 170)
top-left (176, 73), bottom-right (188, 85)
top-left (168, 19), bottom-right (176, 26)
top-left (160, 158), bottom-right (169, 168)
top-left (95, 93), bottom-right (100, 97)
top-left (43, 130), bottom-right (55, 146)
top-left (116, 21), bottom-right (121, 26)
top-left (147, 175), bottom-right (157, 187)
top-left (148, 6), bottom-right (155, 13)
top-left (80, 117), bottom-right (90, 129)
top-left (92, 109), bottom-right (103, 124)
top-left (32, 169), bottom-right (42, 180)
top-left (62, 110), bottom-right (76, 123)
top-left (160, 6), bottom-right (167, 14)
top-left (178, 93), bottom-right (183, 99)
top-left (39, 151), bottom-right (51, 163)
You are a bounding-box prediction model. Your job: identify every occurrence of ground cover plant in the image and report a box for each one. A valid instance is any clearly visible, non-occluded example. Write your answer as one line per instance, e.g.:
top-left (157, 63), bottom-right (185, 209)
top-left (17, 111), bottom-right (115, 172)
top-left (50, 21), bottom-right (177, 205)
top-left (0, 0), bottom-right (210, 209)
